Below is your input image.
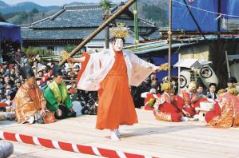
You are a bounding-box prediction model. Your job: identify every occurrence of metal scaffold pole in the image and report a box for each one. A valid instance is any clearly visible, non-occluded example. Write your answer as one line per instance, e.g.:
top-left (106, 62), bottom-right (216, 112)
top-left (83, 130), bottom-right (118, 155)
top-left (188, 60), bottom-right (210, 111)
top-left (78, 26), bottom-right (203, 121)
top-left (168, 0), bottom-right (172, 80)
top-left (133, 1), bottom-right (139, 45)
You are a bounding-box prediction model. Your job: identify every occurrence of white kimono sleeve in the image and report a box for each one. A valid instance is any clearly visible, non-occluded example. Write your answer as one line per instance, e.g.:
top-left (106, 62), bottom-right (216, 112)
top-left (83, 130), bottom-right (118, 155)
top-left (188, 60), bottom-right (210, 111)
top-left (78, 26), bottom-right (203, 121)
top-left (77, 50), bottom-right (115, 91)
top-left (125, 51), bottom-right (157, 87)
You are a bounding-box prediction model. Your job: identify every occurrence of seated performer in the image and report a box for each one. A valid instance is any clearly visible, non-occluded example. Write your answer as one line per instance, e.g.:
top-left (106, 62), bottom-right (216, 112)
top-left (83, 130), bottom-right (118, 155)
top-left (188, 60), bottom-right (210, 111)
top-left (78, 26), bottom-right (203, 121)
top-left (141, 88), bottom-right (160, 110)
top-left (180, 81), bottom-right (207, 118)
top-left (14, 66), bottom-right (47, 124)
top-left (206, 87), bottom-right (239, 128)
top-left (44, 66), bottom-right (76, 119)
top-left (153, 82), bottom-right (183, 122)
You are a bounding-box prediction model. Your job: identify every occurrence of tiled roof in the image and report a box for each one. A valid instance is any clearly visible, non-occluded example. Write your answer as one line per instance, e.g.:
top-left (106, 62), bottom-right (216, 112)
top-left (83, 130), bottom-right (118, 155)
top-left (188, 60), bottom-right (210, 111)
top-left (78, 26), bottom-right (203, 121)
top-left (126, 41), bottom-right (194, 55)
top-left (31, 8), bottom-right (103, 28)
top-left (21, 27), bottom-right (105, 40)
top-left (21, 27), bottom-right (144, 45)
top-left (22, 4), bottom-right (158, 41)
top-left (144, 30), bottom-right (161, 40)
top-left (29, 4), bottom-right (156, 29)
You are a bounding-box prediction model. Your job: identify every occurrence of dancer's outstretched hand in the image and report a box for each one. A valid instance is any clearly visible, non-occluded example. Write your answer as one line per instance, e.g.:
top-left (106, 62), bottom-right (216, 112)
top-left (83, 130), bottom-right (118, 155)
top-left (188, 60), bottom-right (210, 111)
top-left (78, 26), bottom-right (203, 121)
top-left (67, 58), bottom-right (74, 63)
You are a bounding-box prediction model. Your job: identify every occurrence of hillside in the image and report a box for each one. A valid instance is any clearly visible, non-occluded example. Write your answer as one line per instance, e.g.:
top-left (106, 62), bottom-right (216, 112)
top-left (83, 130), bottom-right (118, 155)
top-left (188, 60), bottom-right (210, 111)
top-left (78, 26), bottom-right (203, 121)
top-left (137, 0), bottom-right (168, 26)
top-left (0, 1), bottom-right (8, 8)
top-left (0, 0), bottom-right (168, 26)
top-left (0, 1), bottom-right (59, 14)
top-left (0, 0), bottom-right (60, 25)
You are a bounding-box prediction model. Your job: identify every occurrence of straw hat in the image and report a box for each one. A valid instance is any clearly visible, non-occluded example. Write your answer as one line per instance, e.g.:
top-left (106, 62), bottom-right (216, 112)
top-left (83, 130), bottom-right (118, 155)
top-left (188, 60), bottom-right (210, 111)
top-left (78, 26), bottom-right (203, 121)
top-left (161, 82), bottom-right (172, 91)
top-left (110, 23), bottom-right (129, 39)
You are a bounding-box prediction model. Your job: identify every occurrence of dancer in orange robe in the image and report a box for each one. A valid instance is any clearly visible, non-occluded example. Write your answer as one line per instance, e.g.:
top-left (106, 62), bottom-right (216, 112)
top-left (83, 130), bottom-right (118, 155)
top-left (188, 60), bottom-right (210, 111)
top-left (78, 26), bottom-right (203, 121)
top-left (97, 51), bottom-right (138, 130)
top-left (67, 52), bottom-right (90, 82)
top-left (76, 52), bottom-right (90, 81)
top-left (68, 26), bottom-right (165, 141)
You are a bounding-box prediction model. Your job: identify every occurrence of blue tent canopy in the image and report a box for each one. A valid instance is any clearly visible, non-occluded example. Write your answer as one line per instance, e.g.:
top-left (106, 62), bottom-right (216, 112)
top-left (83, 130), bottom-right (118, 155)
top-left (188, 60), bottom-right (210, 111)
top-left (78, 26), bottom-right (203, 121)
top-left (0, 22), bottom-right (21, 42)
top-left (172, 0), bottom-right (239, 32)
top-left (152, 53), bottom-right (178, 81)
top-left (222, 0), bottom-right (239, 17)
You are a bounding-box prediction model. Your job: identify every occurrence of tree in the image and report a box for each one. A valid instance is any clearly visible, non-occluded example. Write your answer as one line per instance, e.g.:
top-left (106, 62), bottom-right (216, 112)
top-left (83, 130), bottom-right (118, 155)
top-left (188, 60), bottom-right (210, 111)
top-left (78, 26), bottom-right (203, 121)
top-left (31, 8), bottom-right (39, 14)
top-left (64, 45), bottom-right (76, 53)
top-left (100, 0), bottom-right (112, 11)
top-left (100, 0), bottom-right (112, 48)
top-left (142, 4), bottom-right (168, 27)
top-left (0, 12), bottom-right (6, 22)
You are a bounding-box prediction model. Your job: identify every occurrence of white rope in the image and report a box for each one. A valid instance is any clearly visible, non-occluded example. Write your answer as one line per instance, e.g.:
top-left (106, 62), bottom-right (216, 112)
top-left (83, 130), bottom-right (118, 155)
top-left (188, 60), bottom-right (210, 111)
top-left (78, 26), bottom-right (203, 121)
top-left (15, 134), bottom-right (22, 143)
top-left (72, 144), bottom-right (79, 153)
top-left (172, 0), bottom-right (239, 18)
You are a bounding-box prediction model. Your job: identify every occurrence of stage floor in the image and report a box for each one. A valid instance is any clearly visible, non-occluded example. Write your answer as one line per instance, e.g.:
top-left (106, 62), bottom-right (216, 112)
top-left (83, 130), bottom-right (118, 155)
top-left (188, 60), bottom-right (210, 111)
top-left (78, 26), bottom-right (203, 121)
top-left (1, 109), bottom-right (239, 158)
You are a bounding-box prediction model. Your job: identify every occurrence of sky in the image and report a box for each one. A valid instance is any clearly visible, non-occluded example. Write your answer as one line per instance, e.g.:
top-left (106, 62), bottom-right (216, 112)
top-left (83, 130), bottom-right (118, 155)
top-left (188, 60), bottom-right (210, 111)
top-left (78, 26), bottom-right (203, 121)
top-left (2, 0), bottom-right (126, 6)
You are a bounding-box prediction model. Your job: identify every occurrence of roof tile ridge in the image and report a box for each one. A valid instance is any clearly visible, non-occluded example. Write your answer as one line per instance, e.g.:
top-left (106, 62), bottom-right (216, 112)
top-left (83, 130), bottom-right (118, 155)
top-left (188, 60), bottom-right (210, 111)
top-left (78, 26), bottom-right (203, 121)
top-left (30, 8), bottom-right (66, 27)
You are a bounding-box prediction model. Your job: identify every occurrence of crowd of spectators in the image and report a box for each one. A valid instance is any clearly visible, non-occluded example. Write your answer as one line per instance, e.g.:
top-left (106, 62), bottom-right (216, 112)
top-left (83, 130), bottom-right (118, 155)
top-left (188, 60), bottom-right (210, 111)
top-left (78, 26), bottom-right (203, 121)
top-left (0, 56), bottom-right (99, 117)
top-left (0, 40), bottom-right (21, 63)
top-left (1, 50), bottom-right (238, 118)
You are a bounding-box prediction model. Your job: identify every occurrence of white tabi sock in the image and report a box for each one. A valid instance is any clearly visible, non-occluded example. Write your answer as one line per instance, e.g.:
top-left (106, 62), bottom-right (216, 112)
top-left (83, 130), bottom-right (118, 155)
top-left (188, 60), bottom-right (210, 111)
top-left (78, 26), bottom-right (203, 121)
top-left (110, 130), bottom-right (120, 141)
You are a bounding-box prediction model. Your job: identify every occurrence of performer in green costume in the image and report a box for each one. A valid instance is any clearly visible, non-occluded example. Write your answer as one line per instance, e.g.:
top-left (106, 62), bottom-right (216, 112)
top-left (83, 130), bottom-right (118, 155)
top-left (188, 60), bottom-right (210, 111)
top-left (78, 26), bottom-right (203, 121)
top-left (44, 66), bottom-right (76, 119)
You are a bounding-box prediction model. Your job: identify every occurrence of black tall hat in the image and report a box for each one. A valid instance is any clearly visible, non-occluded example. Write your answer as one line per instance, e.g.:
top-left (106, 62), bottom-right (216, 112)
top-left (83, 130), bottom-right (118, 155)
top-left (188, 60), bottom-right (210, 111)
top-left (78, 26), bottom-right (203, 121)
top-left (53, 65), bottom-right (63, 77)
top-left (20, 65), bottom-right (35, 79)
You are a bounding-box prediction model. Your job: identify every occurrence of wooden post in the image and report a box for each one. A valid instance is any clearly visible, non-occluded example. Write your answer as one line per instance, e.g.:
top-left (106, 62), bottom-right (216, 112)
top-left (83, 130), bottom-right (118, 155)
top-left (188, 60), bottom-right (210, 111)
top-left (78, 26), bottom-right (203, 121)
top-left (105, 25), bottom-right (110, 49)
top-left (177, 53), bottom-right (181, 94)
top-left (59, 0), bottom-right (136, 66)
top-left (225, 51), bottom-right (231, 78)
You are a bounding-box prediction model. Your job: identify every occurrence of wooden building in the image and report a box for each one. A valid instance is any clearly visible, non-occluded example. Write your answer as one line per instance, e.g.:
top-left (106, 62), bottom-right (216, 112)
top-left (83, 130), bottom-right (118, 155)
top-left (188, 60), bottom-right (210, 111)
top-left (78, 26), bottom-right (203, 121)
top-left (21, 4), bottom-right (160, 55)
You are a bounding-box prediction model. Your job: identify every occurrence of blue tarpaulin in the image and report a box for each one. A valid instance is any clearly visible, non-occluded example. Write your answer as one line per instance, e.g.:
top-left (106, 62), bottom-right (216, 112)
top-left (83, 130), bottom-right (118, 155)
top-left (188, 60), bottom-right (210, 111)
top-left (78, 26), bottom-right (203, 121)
top-left (0, 22), bottom-right (21, 42)
top-left (172, 0), bottom-right (239, 32)
top-left (152, 53), bottom-right (178, 81)
top-left (222, 0), bottom-right (239, 17)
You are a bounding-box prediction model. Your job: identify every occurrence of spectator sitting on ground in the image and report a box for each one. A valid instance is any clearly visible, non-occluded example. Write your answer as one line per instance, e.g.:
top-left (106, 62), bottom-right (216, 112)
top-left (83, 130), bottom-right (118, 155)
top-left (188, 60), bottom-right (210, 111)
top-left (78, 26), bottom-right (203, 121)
top-left (226, 76), bottom-right (238, 94)
top-left (44, 66), bottom-right (76, 120)
top-left (197, 84), bottom-right (206, 98)
top-left (206, 83), bottom-right (217, 101)
top-left (14, 65), bottom-right (47, 124)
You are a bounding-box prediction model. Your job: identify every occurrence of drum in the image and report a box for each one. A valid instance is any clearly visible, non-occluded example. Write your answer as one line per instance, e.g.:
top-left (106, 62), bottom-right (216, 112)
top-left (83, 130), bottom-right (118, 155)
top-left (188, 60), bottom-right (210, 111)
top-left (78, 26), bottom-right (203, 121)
top-left (200, 102), bottom-right (214, 111)
top-left (43, 111), bottom-right (56, 124)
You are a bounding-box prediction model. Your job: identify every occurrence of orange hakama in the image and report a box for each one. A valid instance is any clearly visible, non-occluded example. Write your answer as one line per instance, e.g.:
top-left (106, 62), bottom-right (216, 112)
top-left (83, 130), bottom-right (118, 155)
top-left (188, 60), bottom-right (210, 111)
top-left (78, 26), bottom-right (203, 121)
top-left (96, 52), bottom-right (138, 130)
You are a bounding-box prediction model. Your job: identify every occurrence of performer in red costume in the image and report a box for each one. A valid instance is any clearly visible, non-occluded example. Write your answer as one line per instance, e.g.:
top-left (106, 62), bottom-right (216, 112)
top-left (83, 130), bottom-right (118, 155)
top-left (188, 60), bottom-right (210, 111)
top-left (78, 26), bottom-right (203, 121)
top-left (180, 81), bottom-right (207, 118)
top-left (153, 82), bottom-right (183, 122)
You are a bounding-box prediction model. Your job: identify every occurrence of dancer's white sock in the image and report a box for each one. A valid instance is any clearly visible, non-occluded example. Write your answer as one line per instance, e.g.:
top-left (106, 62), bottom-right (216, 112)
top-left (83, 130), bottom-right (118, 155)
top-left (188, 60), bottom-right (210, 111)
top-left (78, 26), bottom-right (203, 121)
top-left (115, 129), bottom-right (120, 137)
top-left (110, 130), bottom-right (120, 141)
